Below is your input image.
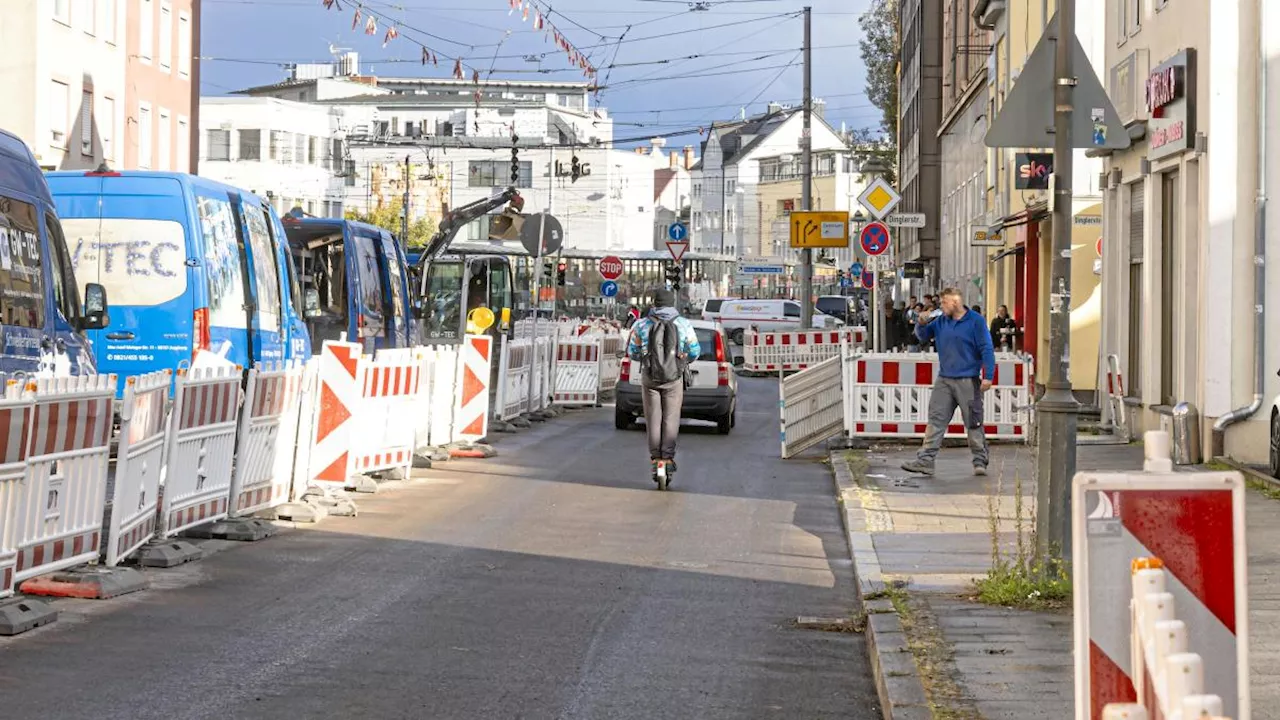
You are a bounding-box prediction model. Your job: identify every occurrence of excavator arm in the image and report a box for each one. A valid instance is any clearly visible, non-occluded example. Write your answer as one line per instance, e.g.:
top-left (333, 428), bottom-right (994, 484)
top-left (415, 186), bottom-right (525, 271)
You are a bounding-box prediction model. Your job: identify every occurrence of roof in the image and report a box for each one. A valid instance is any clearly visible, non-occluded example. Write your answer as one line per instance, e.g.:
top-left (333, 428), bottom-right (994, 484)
top-left (697, 107), bottom-right (848, 168)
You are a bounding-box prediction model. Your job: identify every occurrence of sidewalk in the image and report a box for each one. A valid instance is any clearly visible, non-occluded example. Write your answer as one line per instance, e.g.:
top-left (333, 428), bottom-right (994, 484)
top-left (831, 439), bottom-right (1280, 719)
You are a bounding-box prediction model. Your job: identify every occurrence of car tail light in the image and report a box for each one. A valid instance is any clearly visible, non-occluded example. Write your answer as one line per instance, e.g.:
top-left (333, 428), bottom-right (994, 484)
top-left (192, 308), bottom-right (210, 357)
top-left (714, 330), bottom-right (726, 363)
top-left (718, 363), bottom-right (730, 386)
top-left (620, 358), bottom-right (631, 382)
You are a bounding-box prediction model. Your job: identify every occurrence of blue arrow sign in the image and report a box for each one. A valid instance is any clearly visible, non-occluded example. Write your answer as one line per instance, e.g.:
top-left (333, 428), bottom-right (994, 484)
top-left (600, 280), bottom-right (619, 298)
top-left (850, 261), bottom-right (864, 277)
top-left (668, 222), bottom-right (688, 241)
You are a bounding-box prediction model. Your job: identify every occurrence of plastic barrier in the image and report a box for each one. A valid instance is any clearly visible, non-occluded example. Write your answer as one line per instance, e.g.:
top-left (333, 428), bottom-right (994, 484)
top-left (308, 341), bottom-right (361, 490)
top-left (454, 335), bottom-right (493, 442)
top-left (843, 353), bottom-right (1033, 440)
top-left (553, 337), bottom-right (601, 406)
top-left (228, 361), bottom-right (306, 518)
top-left (288, 359), bottom-right (321, 501)
top-left (597, 334), bottom-right (623, 394)
top-left (780, 355), bottom-right (844, 458)
top-left (0, 375), bottom-right (117, 595)
top-left (426, 344), bottom-right (460, 447)
top-left (159, 366), bottom-right (242, 537)
top-left (1106, 353), bottom-right (1129, 440)
top-left (529, 335), bottom-right (554, 413)
top-left (351, 349), bottom-right (419, 476)
top-left (105, 370), bottom-right (171, 566)
top-left (495, 336), bottom-right (533, 421)
top-left (743, 329), bottom-right (859, 373)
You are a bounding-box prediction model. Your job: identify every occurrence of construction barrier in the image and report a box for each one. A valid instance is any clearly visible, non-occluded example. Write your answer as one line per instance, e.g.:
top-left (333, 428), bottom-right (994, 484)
top-left (288, 359), bottom-right (321, 501)
top-left (0, 376), bottom-right (117, 596)
top-left (531, 335), bottom-right (554, 412)
top-left (780, 355), bottom-right (844, 459)
top-left (597, 335), bottom-right (623, 395)
top-left (1106, 353), bottom-right (1129, 440)
top-left (228, 361), bottom-right (306, 518)
top-left (494, 336), bottom-right (533, 422)
top-left (454, 335), bottom-right (493, 442)
top-left (352, 349), bottom-right (419, 476)
top-left (553, 337), bottom-right (601, 406)
top-left (743, 328), bottom-right (863, 373)
top-left (159, 366), bottom-right (242, 537)
top-left (843, 352), bottom-right (1033, 441)
top-left (105, 370), bottom-right (171, 567)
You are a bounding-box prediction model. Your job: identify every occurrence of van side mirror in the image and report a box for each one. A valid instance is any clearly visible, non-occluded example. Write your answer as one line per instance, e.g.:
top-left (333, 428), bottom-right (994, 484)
top-left (83, 283), bottom-right (109, 330)
top-left (733, 355), bottom-right (745, 368)
top-left (303, 288), bottom-right (323, 318)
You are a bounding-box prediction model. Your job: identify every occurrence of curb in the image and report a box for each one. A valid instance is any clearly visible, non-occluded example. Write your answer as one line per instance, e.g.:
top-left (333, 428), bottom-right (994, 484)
top-left (829, 448), bottom-right (932, 720)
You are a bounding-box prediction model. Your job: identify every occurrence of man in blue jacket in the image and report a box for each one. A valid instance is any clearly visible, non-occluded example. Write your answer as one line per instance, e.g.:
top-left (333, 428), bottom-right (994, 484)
top-left (901, 287), bottom-right (996, 476)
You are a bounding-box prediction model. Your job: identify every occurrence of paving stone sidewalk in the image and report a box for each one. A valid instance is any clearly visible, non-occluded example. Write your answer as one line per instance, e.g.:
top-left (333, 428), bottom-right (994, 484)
top-left (840, 440), bottom-right (1280, 719)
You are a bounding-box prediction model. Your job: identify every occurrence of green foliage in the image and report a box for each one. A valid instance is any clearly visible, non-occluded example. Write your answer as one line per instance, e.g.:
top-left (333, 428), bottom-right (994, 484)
top-left (345, 200), bottom-right (438, 248)
top-left (858, 0), bottom-right (900, 139)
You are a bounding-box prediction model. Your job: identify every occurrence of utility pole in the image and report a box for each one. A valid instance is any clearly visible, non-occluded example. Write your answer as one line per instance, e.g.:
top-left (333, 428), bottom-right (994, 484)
top-left (401, 154), bottom-right (410, 244)
top-left (799, 5), bottom-right (814, 327)
top-left (1036, 0), bottom-right (1079, 563)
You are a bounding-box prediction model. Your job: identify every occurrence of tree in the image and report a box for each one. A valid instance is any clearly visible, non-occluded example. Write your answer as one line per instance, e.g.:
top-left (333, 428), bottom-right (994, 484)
top-left (345, 199), bottom-right (438, 248)
top-left (848, 126), bottom-right (898, 185)
top-left (858, 0), bottom-right (900, 139)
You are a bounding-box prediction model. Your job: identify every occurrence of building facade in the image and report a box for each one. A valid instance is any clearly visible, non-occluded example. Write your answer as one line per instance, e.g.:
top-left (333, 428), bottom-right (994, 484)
top-left (124, 0), bottom-right (199, 173)
top-left (898, 0), bottom-right (943, 286)
top-left (0, 0), bottom-right (127, 171)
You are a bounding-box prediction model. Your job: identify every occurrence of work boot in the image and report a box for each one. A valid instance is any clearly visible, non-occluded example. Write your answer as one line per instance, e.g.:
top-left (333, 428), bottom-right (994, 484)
top-left (901, 459), bottom-right (934, 476)
top-left (973, 464), bottom-right (988, 477)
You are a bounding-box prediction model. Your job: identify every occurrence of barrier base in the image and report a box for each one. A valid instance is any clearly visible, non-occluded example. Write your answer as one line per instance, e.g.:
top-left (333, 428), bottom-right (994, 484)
top-left (412, 453), bottom-right (433, 469)
top-left (510, 416), bottom-right (532, 429)
top-left (528, 412), bottom-right (548, 422)
top-left (300, 487), bottom-right (359, 517)
top-left (491, 420), bottom-right (517, 434)
top-left (183, 518), bottom-right (280, 542)
top-left (20, 566), bottom-right (149, 600)
top-left (417, 447), bottom-right (452, 463)
top-left (271, 501), bottom-right (327, 523)
top-left (375, 467), bottom-right (407, 482)
top-left (0, 596), bottom-right (57, 636)
top-left (448, 442), bottom-right (497, 459)
top-left (135, 539), bottom-right (205, 568)
top-left (345, 475), bottom-right (379, 494)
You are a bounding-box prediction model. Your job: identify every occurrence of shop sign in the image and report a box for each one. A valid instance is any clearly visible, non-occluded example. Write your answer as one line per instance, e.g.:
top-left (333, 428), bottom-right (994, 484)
top-left (1146, 49), bottom-right (1196, 161)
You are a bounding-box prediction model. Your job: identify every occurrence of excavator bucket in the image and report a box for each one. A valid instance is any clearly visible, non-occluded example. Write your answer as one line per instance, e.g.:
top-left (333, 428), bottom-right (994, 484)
top-left (488, 208), bottom-right (527, 241)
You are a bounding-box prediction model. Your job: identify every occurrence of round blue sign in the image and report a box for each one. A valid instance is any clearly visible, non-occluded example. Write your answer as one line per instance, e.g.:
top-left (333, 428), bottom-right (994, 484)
top-left (859, 221), bottom-right (891, 256)
top-left (861, 270), bottom-right (875, 288)
top-left (600, 280), bottom-right (619, 298)
top-left (850, 261), bottom-right (864, 277)
top-left (668, 222), bottom-right (688, 242)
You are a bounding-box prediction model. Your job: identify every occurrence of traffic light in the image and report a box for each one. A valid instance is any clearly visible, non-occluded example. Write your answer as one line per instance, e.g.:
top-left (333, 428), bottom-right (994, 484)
top-left (556, 260), bottom-right (567, 286)
top-left (542, 261), bottom-right (553, 280)
top-left (664, 262), bottom-right (682, 290)
top-left (511, 133), bottom-right (520, 185)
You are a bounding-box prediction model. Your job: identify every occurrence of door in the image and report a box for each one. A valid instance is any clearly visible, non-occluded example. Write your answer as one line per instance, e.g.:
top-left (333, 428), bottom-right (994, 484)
top-left (197, 190), bottom-right (253, 368)
top-left (238, 196), bottom-right (286, 363)
top-left (349, 229), bottom-right (387, 351)
top-left (375, 230), bottom-right (410, 347)
top-left (43, 211), bottom-right (92, 375)
top-left (270, 208), bottom-right (311, 360)
top-left (0, 192), bottom-right (53, 373)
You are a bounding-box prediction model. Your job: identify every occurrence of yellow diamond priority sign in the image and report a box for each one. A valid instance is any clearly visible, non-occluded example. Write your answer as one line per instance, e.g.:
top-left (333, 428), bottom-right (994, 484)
top-left (857, 177), bottom-right (901, 220)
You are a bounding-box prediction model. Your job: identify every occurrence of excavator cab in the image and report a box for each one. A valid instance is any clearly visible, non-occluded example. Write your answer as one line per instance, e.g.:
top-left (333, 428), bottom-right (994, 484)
top-left (419, 252), bottom-right (515, 344)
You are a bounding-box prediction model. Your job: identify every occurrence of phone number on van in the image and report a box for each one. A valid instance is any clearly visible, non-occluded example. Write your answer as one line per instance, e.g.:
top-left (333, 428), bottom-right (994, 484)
top-left (106, 353), bottom-right (156, 362)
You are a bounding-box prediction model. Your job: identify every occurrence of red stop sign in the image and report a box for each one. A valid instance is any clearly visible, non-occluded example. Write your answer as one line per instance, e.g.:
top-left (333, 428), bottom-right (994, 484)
top-left (1096, 236), bottom-right (1103, 257)
top-left (599, 256), bottom-right (624, 280)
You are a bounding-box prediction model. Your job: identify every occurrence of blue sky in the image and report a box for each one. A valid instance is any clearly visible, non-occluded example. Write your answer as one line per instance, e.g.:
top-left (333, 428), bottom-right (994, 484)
top-left (200, 0), bottom-right (877, 145)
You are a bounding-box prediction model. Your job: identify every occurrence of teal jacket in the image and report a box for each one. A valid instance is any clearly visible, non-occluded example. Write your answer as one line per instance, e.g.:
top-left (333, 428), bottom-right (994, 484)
top-left (626, 308), bottom-right (701, 363)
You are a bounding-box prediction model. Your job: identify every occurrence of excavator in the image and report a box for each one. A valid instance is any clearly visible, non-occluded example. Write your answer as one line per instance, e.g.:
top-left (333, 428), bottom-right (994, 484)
top-left (410, 186), bottom-right (530, 345)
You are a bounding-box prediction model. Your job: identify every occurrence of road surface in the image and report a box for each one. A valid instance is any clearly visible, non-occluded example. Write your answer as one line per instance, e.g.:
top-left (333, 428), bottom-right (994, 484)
top-left (0, 376), bottom-right (875, 719)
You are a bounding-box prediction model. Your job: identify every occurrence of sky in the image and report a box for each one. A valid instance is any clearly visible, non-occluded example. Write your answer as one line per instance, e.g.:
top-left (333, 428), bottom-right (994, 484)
top-left (199, 0), bottom-right (878, 147)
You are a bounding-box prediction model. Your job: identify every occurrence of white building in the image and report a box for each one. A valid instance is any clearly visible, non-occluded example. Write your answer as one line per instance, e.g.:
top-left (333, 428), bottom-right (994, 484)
top-left (198, 97), bottom-right (347, 217)
top-left (0, 1), bottom-right (127, 171)
top-left (638, 138), bottom-right (696, 250)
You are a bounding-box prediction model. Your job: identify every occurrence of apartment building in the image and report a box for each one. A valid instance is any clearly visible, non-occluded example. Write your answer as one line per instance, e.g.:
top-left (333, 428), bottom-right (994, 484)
top-left (897, 0), bottom-right (943, 285)
top-left (125, 0), bottom-right (200, 173)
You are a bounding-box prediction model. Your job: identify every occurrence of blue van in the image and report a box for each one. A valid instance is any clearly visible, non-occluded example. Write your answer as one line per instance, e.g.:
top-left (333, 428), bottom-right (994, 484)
top-left (46, 171), bottom-right (311, 383)
top-left (281, 216), bottom-right (413, 352)
top-left (0, 131), bottom-right (107, 376)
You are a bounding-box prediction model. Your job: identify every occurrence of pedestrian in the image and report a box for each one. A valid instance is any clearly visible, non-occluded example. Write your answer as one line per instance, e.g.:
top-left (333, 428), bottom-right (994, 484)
top-left (990, 304), bottom-right (1018, 352)
top-left (880, 299), bottom-right (901, 351)
top-left (971, 304), bottom-right (982, 317)
top-left (626, 288), bottom-right (701, 485)
top-left (901, 287), bottom-right (996, 477)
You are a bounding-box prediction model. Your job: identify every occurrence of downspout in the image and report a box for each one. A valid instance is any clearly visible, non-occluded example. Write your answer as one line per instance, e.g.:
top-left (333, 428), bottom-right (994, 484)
top-left (1213, 2), bottom-right (1267, 444)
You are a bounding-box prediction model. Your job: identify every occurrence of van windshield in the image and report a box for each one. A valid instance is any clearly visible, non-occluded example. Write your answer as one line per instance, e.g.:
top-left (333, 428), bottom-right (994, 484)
top-left (423, 261), bottom-right (463, 339)
top-left (63, 217), bottom-right (187, 307)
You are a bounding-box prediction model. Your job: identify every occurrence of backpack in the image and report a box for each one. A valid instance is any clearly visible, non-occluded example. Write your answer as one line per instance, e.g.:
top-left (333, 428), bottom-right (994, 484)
top-left (643, 318), bottom-right (686, 385)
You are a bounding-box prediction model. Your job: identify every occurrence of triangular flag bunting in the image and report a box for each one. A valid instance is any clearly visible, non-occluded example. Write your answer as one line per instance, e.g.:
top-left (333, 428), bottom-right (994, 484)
top-left (351, 8), bottom-right (361, 30)
top-left (364, 15), bottom-right (376, 34)
top-left (382, 26), bottom-right (398, 47)
top-left (421, 47), bottom-right (429, 65)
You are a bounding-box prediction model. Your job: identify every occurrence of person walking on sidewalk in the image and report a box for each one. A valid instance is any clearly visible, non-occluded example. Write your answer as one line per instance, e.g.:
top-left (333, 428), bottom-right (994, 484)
top-left (902, 287), bottom-right (996, 477)
top-left (626, 288), bottom-right (701, 481)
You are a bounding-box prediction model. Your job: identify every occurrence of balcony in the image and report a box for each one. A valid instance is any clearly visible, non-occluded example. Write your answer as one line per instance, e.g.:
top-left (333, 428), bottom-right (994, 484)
top-left (972, 0), bottom-right (1006, 30)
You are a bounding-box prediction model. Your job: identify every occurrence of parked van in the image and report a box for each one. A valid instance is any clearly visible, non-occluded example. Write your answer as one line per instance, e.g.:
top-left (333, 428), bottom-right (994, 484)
top-left (717, 298), bottom-right (841, 344)
top-left (282, 216), bottom-right (413, 351)
top-left (47, 170), bottom-right (312, 383)
top-left (0, 131), bottom-right (108, 376)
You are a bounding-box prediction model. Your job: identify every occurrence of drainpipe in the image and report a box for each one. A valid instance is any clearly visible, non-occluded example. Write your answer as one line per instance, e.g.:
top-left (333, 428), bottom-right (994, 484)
top-left (1213, 2), bottom-right (1268, 447)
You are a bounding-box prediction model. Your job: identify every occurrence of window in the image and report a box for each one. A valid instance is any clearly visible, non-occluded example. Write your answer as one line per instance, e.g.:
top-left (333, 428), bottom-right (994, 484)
top-left (1160, 172), bottom-right (1180, 405)
top-left (726, 179), bottom-right (736, 194)
top-left (138, 103), bottom-right (152, 168)
top-left (1131, 0), bottom-right (1142, 34)
top-left (0, 197), bottom-right (46, 329)
top-left (694, 211), bottom-right (703, 230)
top-left (196, 192), bottom-right (248, 328)
top-left (1127, 180), bottom-right (1144, 397)
top-left (157, 109), bottom-right (171, 170)
top-left (693, 183), bottom-right (702, 198)
top-left (294, 134), bottom-right (306, 165)
top-left (100, 96), bottom-right (114, 160)
top-left (238, 129), bottom-right (261, 160)
top-left (330, 139), bottom-right (343, 171)
top-left (206, 128), bottom-right (230, 161)
top-left (158, 1), bottom-right (172, 73)
top-left (80, 89), bottom-right (93, 155)
top-left (177, 11), bottom-right (191, 76)
top-left (308, 136), bottom-right (318, 165)
top-left (49, 80), bottom-right (69, 148)
top-left (468, 160), bottom-right (532, 188)
top-left (344, 159), bottom-right (356, 187)
top-left (75, 0), bottom-right (94, 35)
top-left (784, 302), bottom-right (801, 318)
top-left (352, 234), bottom-right (386, 333)
top-left (45, 213), bottom-right (81, 327)
top-left (53, 0), bottom-right (70, 24)
top-left (270, 130), bottom-right (293, 162)
top-left (243, 205), bottom-right (282, 333)
top-left (139, 0), bottom-right (153, 62)
top-left (176, 116), bottom-right (189, 172)
top-left (100, 0), bottom-right (116, 44)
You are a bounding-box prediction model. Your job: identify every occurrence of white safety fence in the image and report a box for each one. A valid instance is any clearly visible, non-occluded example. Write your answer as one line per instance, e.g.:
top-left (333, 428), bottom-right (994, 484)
top-left (780, 355), bottom-right (844, 459)
top-left (106, 370), bottom-right (171, 566)
top-left (159, 367), bottom-right (242, 537)
top-left (553, 338), bottom-right (602, 406)
top-left (494, 336), bottom-right (534, 421)
top-left (228, 362), bottom-right (307, 519)
top-left (744, 328), bottom-right (865, 373)
top-left (597, 335), bottom-right (623, 394)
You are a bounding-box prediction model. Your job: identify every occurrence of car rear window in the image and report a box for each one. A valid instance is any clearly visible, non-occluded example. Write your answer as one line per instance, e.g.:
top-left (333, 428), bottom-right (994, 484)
top-left (693, 327), bottom-right (718, 361)
top-left (64, 217), bottom-right (187, 308)
top-left (704, 299), bottom-right (723, 313)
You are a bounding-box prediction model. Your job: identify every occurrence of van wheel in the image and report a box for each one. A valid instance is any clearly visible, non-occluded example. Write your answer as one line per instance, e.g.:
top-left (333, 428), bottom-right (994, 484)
top-left (615, 409), bottom-right (634, 431)
top-left (716, 412), bottom-right (733, 435)
top-left (729, 329), bottom-right (744, 345)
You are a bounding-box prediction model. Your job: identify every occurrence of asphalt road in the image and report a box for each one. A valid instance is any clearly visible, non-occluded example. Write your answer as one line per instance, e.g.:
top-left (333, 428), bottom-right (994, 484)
top-left (0, 376), bottom-right (875, 719)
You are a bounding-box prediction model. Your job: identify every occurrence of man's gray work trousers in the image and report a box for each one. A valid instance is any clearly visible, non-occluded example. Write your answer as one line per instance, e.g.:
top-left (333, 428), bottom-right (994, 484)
top-left (916, 376), bottom-right (989, 468)
top-left (641, 378), bottom-right (684, 460)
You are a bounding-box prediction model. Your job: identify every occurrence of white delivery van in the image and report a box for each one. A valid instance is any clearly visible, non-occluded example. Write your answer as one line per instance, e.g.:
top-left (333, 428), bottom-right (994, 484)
top-left (717, 298), bottom-right (840, 344)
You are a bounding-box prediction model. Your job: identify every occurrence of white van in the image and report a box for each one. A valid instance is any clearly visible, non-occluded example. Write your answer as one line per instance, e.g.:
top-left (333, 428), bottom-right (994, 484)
top-left (718, 299), bottom-right (840, 344)
top-left (700, 297), bottom-right (737, 323)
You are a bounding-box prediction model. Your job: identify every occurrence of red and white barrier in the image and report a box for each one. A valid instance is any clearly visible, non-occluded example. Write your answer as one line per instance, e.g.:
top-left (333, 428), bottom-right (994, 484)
top-left (105, 370), bottom-right (170, 566)
top-left (597, 335), bottom-right (623, 394)
top-left (743, 328), bottom-right (862, 373)
top-left (1074, 433), bottom-right (1249, 720)
top-left (0, 375), bottom-right (116, 595)
top-left (159, 366), bottom-right (242, 536)
top-left (843, 353), bottom-right (1033, 440)
top-left (553, 338), bottom-right (601, 406)
top-left (351, 349), bottom-right (420, 475)
top-left (228, 361), bottom-right (306, 518)
top-left (495, 336), bottom-right (533, 422)
top-left (454, 335), bottom-right (493, 442)
top-left (532, 335), bottom-right (554, 412)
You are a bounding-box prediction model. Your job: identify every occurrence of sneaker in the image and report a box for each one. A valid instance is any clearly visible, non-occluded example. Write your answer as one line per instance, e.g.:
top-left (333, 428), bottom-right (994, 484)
top-left (665, 459), bottom-right (677, 474)
top-left (901, 460), bottom-right (935, 476)
top-left (973, 464), bottom-right (988, 476)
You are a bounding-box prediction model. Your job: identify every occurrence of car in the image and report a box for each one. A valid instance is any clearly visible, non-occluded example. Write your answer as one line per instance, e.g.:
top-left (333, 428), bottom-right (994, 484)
top-left (614, 319), bottom-right (738, 434)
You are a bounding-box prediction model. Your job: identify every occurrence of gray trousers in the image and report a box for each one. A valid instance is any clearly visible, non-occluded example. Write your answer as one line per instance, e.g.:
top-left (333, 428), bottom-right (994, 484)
top-left (917, 376), bottom-right (989, 467)
top-left (641, 378), bottom-right (684, 460)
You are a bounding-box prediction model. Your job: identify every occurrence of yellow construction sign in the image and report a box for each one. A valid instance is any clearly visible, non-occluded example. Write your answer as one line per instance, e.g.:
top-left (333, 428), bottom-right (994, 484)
top-left (789, 210), bottom-right (850, 248)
